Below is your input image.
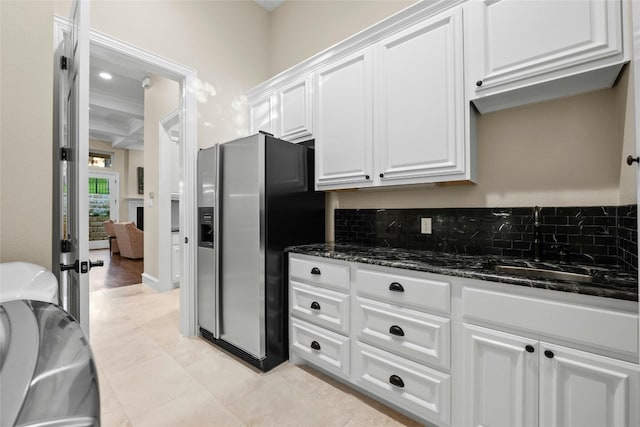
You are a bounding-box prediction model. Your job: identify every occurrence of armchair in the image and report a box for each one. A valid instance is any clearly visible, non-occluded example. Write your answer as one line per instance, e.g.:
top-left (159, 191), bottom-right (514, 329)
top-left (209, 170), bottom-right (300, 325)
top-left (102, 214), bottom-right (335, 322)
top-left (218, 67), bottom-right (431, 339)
top-left (113, 222), bottom-right (144, 260)
top-left (102, 220), bottom-right (120, 256)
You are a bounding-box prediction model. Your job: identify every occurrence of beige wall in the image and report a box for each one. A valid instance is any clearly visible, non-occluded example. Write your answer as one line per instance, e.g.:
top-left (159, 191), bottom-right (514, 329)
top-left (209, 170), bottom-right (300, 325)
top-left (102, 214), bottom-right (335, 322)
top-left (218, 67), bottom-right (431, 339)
top-left (0, 1), bottom-right (270, 268)
top-left (267, 0), bottom-right (637, 242)
top-left (0, 1), bottom-right (55, 267)
top-left (143, 76), bottom-right (180, 280)
top-left (268, 0), bottom-right (416, 75)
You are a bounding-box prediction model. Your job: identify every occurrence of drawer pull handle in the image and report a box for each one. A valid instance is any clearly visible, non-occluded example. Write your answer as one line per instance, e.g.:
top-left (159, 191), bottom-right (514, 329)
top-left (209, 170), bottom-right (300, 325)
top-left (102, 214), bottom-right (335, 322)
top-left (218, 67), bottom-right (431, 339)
top-left (310, 301), bottom-right (321, 310)
top-left (389, 375), bottom-right (405, 388)
top-left (389, 325), bottom-right (405, 337)
top-left (525, 345), bottom-right (535, 353)
top-left (310, 340), bottom-right (321, 351)
top-left (544, 350), bottom-right (554, 359)
top-left (389, 282), bottom-right (404, 292)
top-left (310, 267), bottom-right (321, 275)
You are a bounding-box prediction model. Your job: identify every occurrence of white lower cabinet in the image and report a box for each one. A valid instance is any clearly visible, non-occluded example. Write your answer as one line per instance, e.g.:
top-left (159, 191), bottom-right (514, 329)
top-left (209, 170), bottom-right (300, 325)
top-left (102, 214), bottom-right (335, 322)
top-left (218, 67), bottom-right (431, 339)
top-left (464, 323), bottom-right (640, 427)
top-left (355, 296), bottom-right (450, 370)
top-left (291, 318), bottom-right (350, 379)
top-left (354, 341), bottom-right (451, 426)
top-left (290, 254), bottom-right (639, 427)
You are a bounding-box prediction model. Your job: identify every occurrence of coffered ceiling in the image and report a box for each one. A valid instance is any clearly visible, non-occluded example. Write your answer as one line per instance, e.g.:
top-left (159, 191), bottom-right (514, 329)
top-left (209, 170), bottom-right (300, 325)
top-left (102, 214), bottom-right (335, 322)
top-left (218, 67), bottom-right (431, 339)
top-left (89, 54), bottom-right (146, 151)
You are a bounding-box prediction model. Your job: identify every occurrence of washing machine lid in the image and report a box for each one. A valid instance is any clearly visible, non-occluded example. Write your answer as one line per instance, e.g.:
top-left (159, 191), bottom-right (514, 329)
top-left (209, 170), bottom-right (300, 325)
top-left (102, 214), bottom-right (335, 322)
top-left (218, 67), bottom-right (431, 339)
top-left (0, 300), bottom-right (99, 427)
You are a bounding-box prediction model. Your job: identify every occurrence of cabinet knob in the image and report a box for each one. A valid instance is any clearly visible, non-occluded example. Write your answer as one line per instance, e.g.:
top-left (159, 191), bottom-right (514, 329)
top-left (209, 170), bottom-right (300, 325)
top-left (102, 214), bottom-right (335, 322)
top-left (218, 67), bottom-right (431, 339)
top-left (476, 80), bottom-right (483, 87)
top-left (310, 340), bottom-right (321, 351)
top-left (626, 155), bottom-right (639, 166)
top-left (379, 173), bottom-right (384, 178)
top-left (389, 374), bottom-right (405, 388)
top-left (310, 267), bottom-right (321, 275)
top-left (310, 301), bottom-right (321, 310)
top-left (389, 282), bottom-right (404, 292)
top-left (389, 325), bottom-right (405, 337)
top-left (525, 345), bottom-right (535, 353)
top-left (544, 350), bottom-right (554, 359)
top-left (365, 175), bottom-right (370, 180)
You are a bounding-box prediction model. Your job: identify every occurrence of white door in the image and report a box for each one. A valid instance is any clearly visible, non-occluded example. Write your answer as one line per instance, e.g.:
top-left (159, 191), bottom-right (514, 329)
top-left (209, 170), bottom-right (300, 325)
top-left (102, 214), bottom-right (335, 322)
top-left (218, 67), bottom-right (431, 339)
top-left (314, 48), bottom-right (373, 190)
top-left (53, 0), bottom-right (93, 334)
top-left (463, 323), bottom-right (538, 427)
top-left (88, 172), bottom-right (118, 250)
top-left (376, 7), bottom-right (466, 185)
top-left (539, 343), bottom-right (639, 427)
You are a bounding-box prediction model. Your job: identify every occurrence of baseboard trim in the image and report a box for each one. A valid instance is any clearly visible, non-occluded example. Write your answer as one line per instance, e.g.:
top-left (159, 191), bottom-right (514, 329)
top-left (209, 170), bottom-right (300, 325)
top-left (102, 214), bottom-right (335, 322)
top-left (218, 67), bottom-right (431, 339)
top-left (142, 272), bottom-right (177, 292)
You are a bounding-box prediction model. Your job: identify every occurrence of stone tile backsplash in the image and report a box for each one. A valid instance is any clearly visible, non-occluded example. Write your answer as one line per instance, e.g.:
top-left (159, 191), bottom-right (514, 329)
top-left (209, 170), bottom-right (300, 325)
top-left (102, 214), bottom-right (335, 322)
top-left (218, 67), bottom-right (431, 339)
top-left (334, 205), bottom-right (638, 272)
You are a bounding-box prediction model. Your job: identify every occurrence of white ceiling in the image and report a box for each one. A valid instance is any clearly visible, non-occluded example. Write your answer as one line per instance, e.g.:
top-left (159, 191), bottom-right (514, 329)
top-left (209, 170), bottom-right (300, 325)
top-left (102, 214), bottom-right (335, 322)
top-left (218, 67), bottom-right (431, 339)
top-left (89, 53), bottom-right (147, 151)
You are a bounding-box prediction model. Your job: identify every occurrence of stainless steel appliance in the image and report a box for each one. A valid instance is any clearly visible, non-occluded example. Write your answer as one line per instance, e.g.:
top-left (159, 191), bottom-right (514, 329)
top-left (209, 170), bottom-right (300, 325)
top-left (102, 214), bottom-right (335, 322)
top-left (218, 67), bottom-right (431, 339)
top-left (197, 146), bottom-right (218, 337)
top-left (197, 132), bottom-right (324, 371)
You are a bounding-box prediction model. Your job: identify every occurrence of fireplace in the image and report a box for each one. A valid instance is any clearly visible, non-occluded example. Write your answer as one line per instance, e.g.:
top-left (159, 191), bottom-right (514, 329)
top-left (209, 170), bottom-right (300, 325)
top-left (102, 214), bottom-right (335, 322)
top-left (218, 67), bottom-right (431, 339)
top-left (136, 207), bottom-right (144, 231)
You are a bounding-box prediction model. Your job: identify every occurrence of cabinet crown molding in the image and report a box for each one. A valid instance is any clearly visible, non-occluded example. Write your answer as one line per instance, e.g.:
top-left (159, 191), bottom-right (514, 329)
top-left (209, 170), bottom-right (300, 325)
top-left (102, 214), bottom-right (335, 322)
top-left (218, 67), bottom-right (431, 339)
top-left (246, 0), bottom-right (466, 101)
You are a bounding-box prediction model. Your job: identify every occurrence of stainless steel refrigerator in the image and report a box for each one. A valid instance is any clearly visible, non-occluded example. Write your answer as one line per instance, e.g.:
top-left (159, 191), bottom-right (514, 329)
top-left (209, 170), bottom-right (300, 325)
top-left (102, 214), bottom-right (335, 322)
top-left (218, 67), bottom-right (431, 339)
top-left (197, 132), bottom-right (325, 371)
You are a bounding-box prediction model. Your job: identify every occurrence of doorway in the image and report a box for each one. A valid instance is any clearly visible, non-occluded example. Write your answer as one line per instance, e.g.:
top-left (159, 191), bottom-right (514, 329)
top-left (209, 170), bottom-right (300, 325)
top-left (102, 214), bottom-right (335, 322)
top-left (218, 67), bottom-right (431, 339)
top-left (53, 16), bottom-right (199, 337)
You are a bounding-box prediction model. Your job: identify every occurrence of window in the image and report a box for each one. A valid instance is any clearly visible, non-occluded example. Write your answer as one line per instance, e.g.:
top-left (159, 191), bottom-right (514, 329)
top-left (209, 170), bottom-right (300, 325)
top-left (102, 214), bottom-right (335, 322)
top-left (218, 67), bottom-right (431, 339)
top-left (89, 151), bottom-right (113, 168)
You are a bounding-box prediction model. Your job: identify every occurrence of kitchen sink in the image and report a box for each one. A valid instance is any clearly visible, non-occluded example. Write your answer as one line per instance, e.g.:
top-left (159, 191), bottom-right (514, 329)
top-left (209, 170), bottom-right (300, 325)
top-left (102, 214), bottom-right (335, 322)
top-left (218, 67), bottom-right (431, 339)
top-left (490, 264), bottom-right (595, 283)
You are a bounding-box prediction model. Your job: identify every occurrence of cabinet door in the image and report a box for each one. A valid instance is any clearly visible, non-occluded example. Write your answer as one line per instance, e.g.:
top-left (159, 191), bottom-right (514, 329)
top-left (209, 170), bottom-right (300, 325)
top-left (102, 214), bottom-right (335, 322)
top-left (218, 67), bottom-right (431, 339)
top-left (463, 324), bottom-right (538, 427)
top-left (376, 7), bottom-right (466, 185)
top-left (539, 342), bottom-right (640, 427)
top-left (249, 94), bottom-right (274, 135)
top-left (468, 0), bottom-right (623, 104)
top-left (315, 49), bottom-right (373, 190)
top-left (278, 77), bottom-right (313, 141)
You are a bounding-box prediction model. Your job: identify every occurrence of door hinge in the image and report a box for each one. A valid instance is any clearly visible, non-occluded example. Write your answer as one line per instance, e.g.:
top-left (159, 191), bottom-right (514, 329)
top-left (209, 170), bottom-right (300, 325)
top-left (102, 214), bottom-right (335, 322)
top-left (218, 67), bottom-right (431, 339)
top-left (60, 55), bottom-right (68, 70)
top-left (184, 237), bottom-right (188, 244)
top-left (61, 239), bottom-right (72, 253)
top-left (61, 147), bottom-right (72, 161)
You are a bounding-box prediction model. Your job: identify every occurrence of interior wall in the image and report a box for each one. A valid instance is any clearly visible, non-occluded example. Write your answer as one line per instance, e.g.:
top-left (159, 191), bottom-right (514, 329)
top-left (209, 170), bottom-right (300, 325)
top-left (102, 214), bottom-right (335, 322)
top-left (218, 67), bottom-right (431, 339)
top-left (267, 0), bottom-right (637, 242)
top-left (0, 1), bottom-right (55, 267)
top-left (0, 0), bottom-right (270, 268)
top-left (143, 76), bottom-right (180, 280)
top-left (268, 0), bottom-right (416, 76)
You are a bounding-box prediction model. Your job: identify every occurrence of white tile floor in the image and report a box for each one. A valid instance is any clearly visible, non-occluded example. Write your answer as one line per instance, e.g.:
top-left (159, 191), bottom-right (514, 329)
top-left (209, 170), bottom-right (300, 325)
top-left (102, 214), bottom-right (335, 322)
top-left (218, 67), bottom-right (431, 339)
top-left (90, 284), bottom-right (422, 426)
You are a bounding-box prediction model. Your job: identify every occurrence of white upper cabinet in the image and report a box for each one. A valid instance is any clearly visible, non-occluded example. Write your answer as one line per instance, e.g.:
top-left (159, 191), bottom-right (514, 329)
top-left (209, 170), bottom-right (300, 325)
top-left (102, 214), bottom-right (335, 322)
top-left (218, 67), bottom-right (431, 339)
top-left (315, 49), bottom-right (374, 190)
top-left (278, 76), bottom-right (313, 141)
top-left (467, 0), bottom-right (627, 113)
top-left (376, 7), bottom-right (467, 185)
top-left (249, 94), bottom-right (274, 135)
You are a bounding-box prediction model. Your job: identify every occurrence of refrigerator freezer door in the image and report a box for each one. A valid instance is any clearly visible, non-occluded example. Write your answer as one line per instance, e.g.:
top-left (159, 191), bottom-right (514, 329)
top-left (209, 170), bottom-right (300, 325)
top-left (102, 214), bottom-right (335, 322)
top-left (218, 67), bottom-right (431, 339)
top-left (219, 134), bottom-right (266, 359)
top-left (197, 146), bottom-right (217, 336)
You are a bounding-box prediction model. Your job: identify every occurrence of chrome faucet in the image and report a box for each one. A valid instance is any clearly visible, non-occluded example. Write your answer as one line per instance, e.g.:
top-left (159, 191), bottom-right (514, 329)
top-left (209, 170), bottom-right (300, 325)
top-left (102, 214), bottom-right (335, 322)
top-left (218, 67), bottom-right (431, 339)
top-left (533, 206), bottom-right (543, 262)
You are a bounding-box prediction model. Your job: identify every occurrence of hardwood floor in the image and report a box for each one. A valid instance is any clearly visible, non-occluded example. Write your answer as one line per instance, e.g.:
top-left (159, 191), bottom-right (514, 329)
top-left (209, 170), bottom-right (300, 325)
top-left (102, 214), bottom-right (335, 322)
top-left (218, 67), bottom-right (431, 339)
top-left (90, 248), bottom-right (143, 291)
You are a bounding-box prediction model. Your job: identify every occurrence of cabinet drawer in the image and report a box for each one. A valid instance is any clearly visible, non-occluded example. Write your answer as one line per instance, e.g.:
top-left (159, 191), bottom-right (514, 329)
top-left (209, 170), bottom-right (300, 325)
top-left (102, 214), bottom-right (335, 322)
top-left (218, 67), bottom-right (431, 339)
top-left (357, 268), bottom-right (450, 314)
top-left (355, 297), bottom-right (450, 370)
top-left (290, 255), bottom-right (350, 291)
top-left (291, 318), bottom-right (350, 379)
top-left (353, 341), bottom-right (451, 426)
top-left (463, 287), bottom-right (639, 358)
top-left (291, 281), bottom-right (349, 334)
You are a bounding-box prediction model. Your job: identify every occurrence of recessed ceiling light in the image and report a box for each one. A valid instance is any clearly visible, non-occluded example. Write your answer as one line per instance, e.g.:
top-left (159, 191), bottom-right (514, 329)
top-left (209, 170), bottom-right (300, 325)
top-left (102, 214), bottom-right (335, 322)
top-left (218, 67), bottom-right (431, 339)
top-left (99, 72), bottom-right (112, 80)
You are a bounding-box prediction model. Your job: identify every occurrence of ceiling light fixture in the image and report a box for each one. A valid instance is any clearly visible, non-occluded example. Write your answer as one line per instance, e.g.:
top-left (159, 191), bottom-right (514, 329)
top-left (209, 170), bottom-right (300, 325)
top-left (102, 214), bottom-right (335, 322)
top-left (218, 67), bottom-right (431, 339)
top-left (99, 72), bottom-right (112, 80)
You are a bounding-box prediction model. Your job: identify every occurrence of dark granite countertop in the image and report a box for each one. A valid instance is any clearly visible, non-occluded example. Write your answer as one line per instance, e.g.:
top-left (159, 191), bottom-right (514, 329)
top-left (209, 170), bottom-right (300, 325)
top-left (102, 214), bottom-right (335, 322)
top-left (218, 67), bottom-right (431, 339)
top-left (286, 243), bottom-right (638, 302)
